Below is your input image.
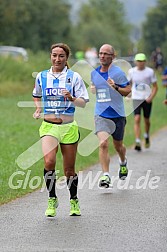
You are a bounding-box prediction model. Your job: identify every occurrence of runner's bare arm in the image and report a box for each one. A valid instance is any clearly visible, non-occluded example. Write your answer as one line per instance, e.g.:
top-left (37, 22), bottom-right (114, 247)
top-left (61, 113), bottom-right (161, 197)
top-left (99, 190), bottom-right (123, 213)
top-left (107, 78), bottom-right (131, 96)
top-left (33, 97), bottom-right (42, 119)
top-left (146, 82), bottom-right (158, 103)
top-left (62, 89), bottom-right (86, 108)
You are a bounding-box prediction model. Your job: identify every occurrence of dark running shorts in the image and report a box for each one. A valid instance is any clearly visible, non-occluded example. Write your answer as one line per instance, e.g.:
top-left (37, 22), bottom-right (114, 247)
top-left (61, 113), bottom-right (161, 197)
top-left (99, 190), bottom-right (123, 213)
top-left (133, 100), bottom-right (152, 118)
top-left (94, 115), bottom-right (126, 141)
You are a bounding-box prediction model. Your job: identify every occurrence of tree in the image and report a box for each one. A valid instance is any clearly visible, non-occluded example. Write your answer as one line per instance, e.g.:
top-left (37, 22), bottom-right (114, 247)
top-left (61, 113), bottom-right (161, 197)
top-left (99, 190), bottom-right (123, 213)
top-left (0, 0), bottom-right (72, 51)
top-left (142, 0), bottom-right (167, 62)
top-left (73, 0), bottom-right (131, 56)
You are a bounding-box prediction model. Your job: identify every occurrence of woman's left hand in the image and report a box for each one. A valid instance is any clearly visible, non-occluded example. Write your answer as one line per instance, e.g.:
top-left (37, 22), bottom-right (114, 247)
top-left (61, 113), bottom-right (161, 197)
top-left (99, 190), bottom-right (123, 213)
top-left (61, 89), bottom-right (74, 101)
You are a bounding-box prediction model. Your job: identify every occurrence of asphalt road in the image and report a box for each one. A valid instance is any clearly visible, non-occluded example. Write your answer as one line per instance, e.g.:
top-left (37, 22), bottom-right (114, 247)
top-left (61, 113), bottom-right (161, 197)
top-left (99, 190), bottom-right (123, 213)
top-left (0, 127), bottom-right (167, 252)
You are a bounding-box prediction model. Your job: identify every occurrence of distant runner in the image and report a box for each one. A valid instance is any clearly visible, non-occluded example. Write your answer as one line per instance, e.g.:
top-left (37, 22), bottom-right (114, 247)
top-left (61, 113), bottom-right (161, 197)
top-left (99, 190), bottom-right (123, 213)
top-left (128, 53), bottom-right (158, 151)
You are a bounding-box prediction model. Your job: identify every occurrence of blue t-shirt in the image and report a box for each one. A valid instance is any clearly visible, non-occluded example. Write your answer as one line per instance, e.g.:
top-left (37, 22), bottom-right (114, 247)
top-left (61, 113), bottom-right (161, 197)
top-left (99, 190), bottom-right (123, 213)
top-left (91, 64), bottom-right (129, 118)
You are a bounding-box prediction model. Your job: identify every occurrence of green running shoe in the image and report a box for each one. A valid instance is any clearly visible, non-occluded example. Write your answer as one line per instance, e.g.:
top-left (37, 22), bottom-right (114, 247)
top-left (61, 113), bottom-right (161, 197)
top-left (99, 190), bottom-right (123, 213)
top-left (119, 163), bottom-right (128, 180)
top-left (145, 137), bottom-right (150, 148)
top-left (45, 197), bottom-right (59, 217)
top-left (134, 142), bottom-right (141, 151)
top-left (70, 199), bottom-right (81, 216)
top-left (98, 175), bottom-right (111, 188)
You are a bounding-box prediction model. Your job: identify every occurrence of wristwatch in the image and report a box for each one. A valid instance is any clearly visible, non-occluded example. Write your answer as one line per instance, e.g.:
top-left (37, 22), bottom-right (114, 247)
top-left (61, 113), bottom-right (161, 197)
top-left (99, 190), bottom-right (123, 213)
top-left (68, 95), bottom-right (76, 102)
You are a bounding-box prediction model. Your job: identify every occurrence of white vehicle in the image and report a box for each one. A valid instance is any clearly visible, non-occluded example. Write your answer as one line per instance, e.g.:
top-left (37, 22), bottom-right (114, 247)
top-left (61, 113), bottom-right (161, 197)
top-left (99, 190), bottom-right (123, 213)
top-left (0, 46), bottom-right (28, 61)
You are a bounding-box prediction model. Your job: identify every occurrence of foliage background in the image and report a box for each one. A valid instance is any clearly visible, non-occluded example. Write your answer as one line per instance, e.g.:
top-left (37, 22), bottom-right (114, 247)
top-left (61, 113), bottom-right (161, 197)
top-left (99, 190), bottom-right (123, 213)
top-left (1, 0), bottom-right (167, 60)
top-left (0, 0), bottom-right (131, 55)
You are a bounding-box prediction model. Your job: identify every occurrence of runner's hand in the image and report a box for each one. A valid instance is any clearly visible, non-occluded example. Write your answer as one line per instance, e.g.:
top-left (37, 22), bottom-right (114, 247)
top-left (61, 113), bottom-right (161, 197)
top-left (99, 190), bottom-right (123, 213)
top-left (107, 77), bottom-right (116, 89)
top-left (145, 97), bottom-right (152, 104)
top-left (33, 108), bottom-right (41, 119)
top-left (90, 84), bottom-right (96, 94)
top-left (163, 99), bottom-right (167, 105)
top-left (61, 89), bottom-right (74, 101)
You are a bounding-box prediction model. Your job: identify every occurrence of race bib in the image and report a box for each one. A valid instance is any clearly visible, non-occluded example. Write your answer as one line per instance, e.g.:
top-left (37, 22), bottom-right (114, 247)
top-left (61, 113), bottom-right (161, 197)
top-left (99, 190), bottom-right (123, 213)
top-left (135, 83), bottom-right (145, 91)
top-left (96, 88), bottom-right (111, 102)
top-left (44, 87), bottom-right (67, 113)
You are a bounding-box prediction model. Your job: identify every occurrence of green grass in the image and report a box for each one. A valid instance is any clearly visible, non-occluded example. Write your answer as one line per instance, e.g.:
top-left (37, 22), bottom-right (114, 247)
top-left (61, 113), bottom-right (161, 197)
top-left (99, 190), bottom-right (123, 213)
top-left (0, 57), bottom-right (167, 205)
top-left (0, 51), bottom-right (50, 97)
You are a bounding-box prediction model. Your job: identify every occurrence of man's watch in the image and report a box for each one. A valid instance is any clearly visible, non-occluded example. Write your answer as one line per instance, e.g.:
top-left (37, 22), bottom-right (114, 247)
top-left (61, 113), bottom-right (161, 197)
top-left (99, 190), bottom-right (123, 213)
top-left (115, 85), bottom-right (119, 91)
